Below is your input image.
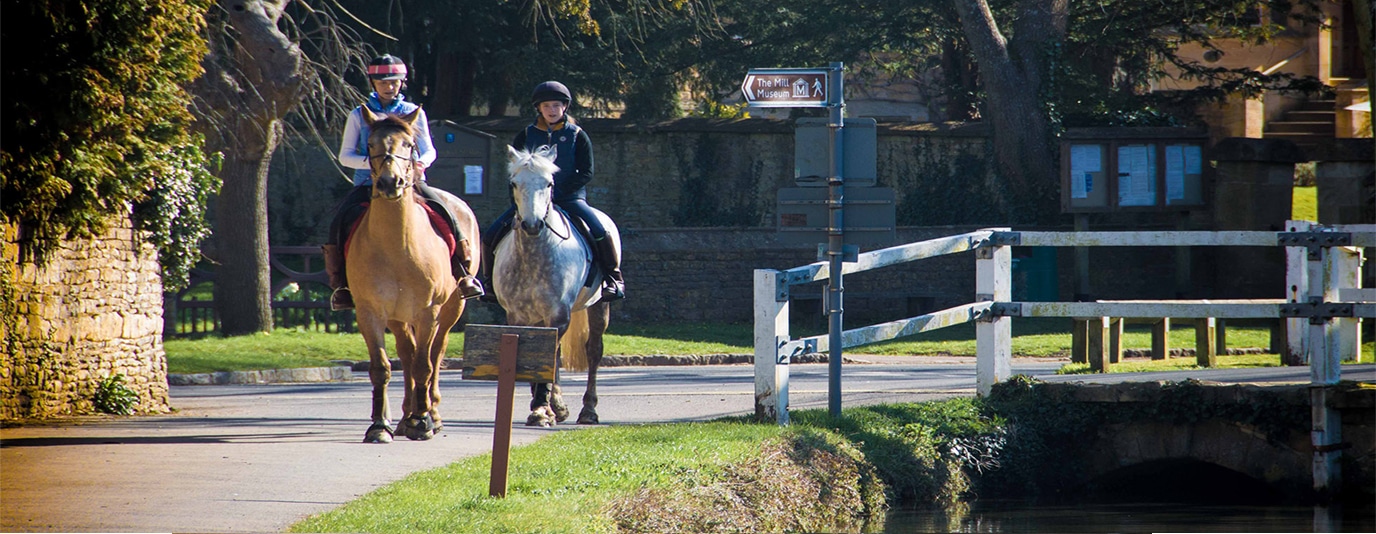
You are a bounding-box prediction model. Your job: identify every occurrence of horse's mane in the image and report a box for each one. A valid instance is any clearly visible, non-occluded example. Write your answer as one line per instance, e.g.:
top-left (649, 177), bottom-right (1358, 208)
top-left (508, 147), bottom-right (560, 178)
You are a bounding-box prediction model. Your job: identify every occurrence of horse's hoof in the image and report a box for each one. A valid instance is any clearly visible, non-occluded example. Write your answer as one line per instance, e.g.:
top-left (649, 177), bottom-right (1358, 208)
top-left (577, 408), bottom-right (599, 425)
top-left (550, 386), bottom-right (570, 422)
top-left (364, 423), bottom-right (394, 444)
top-left (402, 414), bottom-right (435, 441)
top-left (525, 408), bottom-right (554, 427)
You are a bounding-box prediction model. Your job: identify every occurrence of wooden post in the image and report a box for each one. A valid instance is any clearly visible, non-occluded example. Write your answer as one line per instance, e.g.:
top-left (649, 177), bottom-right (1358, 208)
top-left (1108, 317), bottom-right (1123, 364)
top-left (1071, 319), bottom-right (1088, 364)
top-left (1195, 318), bottom-right (1217, 367)
top-left (1269, 320), bottom-right (1285, 355)
top-left (1073, 214), bottom-right (1090, 302)
top-left (1151, 318), bottom-right (1170, 360)
top-left (1215, 319), bottom-right (1228, 356)
top-left (489, 334), bottom-right (519, 498)
top-left (461, 324), bottom-right (559, 499)
top-left (1088, 316), bottom-right (1110, 373)
top-left (754, 269), bottom-right (790, 424)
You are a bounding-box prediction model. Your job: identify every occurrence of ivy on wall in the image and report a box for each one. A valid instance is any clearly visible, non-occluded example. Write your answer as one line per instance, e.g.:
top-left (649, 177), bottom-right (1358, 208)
top-left (1, 0), bottom-right (217, 292)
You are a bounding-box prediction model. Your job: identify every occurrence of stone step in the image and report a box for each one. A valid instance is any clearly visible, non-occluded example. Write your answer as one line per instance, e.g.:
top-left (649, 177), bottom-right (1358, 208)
top-left (1293, 99), bottom-right (1337, 112)
top-left (1287, 110), bottom-right (1337, 121)
top-left (1265, 121), bottom-right (1335, 134)
top-left (1262, 132), bottom-right (1328, 149)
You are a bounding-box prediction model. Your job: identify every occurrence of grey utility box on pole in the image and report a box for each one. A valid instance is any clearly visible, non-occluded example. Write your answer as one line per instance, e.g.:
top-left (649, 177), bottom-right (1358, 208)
top-left (794, 118), bottom-right (878, 187)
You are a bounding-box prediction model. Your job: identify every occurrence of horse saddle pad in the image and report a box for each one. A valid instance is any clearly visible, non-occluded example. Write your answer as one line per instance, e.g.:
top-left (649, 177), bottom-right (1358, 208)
top-left (343, 192), bottom-right (457, 258)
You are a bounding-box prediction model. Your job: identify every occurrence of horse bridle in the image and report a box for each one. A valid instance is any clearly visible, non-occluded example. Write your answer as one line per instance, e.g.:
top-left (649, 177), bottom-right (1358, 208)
top-left (368, 141), bottom-right (420, 199)
top-left (513, 178), bottom-right (571, 241)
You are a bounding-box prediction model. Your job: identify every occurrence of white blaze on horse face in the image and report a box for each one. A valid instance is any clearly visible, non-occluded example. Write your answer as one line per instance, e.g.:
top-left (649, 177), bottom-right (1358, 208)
top-left (507, 146), bottom-right (561, 236)
top-left (512, 170), bottom-right (552, 235)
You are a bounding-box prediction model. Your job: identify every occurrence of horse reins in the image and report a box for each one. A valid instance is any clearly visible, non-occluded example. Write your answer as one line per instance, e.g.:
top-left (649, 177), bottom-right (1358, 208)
top-left (367, 135), bottom-right (421, 199)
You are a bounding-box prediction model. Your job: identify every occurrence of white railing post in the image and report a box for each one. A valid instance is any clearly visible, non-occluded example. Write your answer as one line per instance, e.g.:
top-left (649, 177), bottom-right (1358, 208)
top-left (1331, 245), bottom-right (1363, 363)
top-left (976, 231), bottom-right (1012, 397)
top-left (1284, 220), bottom-right (1311, 365)
top-left (754, 269), bottom-right (790, 424)
top-left (1308, 237), bottom-right (1343, 496)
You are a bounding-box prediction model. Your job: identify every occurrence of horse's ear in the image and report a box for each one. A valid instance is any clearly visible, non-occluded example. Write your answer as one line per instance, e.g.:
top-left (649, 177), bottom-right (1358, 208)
top-left (507, 145), bottom-right (522, 163)
top-left (399, 106), bottom-right (422, 127)
top-left (362, 108), bottom-right (386, 127)
top-left (535, 145), bottom-right (556, 161)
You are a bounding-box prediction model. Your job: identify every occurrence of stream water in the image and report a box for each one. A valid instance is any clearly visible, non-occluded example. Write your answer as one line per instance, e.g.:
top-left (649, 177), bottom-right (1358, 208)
top-left (882, 500), bottom-right (1376, 533)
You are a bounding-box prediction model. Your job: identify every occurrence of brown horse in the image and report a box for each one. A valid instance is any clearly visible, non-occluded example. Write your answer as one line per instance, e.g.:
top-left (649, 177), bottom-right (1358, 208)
top-left (348, 107), bottom-right (480, 443)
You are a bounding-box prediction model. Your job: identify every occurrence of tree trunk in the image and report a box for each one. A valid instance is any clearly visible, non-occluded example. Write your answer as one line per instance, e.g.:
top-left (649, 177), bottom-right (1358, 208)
top-left (213, 122), bottom-right (279, 335)
top-left (1355, 0), bottom-right (1374, 95)
top-left (191, 0), bottom-right (309, 335)
top-left (951, 0), bottom-right (1065, 222)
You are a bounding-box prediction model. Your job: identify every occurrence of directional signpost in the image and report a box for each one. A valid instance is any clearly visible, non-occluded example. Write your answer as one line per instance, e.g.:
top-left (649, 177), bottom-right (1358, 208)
top-left (741, 69), bottom-right (830, 108)
top-left (743, 63), bottom-right (851, 420)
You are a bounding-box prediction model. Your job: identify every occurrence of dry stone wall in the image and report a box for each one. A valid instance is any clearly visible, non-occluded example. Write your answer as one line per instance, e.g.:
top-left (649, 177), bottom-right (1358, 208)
top-left (1, 217), bottom-right (169, 419)
top-left (438, 117), bottom-right (1002, 229)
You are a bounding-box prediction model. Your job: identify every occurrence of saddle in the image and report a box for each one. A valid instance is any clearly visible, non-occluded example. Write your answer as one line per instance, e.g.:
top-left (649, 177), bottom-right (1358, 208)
top-left (342, 191), bottom-right (457, 258)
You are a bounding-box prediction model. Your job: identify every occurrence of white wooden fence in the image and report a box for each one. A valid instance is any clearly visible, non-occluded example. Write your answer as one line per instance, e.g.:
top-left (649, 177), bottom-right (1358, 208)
top-left (753, 222), bottom-right (1375, 424)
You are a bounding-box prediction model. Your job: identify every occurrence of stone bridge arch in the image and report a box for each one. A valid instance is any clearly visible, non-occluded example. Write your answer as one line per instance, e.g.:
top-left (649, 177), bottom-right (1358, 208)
top-left (988, 379), bottom-right (1374, 504)
top-left (1080, 419), bottom-right (1313, 499)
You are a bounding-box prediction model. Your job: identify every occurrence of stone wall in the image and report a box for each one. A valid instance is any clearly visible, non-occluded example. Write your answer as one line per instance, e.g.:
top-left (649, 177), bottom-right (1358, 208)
top-left (461, 224), bottom-right (1182, 326)
top-left (416, 117), bottom-right (1003, 230)
top-left (1, 217), bottom-right (169, 419)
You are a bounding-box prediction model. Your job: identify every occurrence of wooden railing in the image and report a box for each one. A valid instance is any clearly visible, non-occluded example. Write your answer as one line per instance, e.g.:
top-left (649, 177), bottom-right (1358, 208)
top-left (163, 246), bottom-right (355, 336)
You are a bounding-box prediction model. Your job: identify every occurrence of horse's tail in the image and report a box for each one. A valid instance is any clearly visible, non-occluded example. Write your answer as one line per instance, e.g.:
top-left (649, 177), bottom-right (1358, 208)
top-left (560, 309), bottom-right (591, 372)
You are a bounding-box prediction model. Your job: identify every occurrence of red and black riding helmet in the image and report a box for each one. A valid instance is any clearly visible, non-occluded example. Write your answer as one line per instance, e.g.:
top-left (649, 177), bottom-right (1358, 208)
top-left (367, 54), bottom-right (407, 81)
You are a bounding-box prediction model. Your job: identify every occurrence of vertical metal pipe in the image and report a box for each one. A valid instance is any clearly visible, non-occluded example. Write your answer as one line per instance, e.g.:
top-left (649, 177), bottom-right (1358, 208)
top-left (826, 62), bottom-right (845, 418)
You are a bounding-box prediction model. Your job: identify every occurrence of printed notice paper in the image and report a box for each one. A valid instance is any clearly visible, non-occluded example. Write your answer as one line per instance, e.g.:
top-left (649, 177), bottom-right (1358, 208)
top-left (1117, 145), bottom-right (1156, 206)
top-left (1070, 145), bottom-right (1100, 199)
top-left (1166, 145), bottom-right (1185, 200)
top-left (464, 165), bottom-right (484, 195)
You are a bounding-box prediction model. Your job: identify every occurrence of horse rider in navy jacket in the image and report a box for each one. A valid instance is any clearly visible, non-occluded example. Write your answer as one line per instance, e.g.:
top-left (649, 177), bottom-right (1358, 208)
top-left (482, 81), bottom-right (625, 301)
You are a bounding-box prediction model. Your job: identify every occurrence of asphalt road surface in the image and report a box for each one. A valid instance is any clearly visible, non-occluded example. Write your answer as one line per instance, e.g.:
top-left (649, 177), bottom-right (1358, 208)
top-left (3, 358), bottom-right (1372, 533)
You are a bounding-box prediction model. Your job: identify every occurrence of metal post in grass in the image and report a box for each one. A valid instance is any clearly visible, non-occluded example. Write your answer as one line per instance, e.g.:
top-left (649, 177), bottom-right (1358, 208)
top-left (462, 325), bottom-right (559, 498)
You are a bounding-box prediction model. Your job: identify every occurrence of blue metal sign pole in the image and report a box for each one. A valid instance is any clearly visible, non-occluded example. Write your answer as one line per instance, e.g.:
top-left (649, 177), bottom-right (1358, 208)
top-left (826, 62), bottom-right (845, 418)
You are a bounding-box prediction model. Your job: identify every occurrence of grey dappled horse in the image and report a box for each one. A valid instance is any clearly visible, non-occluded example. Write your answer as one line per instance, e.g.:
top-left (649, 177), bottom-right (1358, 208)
top-left (493, 146), bottom-right (615, 426)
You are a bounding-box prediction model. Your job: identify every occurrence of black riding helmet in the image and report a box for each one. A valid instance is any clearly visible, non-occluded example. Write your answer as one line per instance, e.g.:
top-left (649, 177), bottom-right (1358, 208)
top-left (367, 54), bottom-right (407, 81)
top-left (530, 81), bottom-right (572, 106)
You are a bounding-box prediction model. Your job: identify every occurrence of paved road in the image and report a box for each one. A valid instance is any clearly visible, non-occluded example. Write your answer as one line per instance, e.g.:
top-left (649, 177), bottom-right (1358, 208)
top-left (3, 358), bottom-right (1372, 533)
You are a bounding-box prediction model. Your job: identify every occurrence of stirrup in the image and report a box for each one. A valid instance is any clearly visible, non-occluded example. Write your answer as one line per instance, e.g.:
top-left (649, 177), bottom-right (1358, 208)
top-left (458, 276), bottom-right (485, 300)
top-left (330, 287), bottom-right (355, 311)
top-left (600, 281), bottom-right (625, 301)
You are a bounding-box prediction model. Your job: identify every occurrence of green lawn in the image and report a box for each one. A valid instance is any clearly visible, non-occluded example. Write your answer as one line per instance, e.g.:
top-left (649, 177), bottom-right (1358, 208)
top-left (288, 422), bottom-right (794, 533)
top-left (1293, 185), bottom-right (1316, 221)
top-left (165, 319), bottom-right (1371, 374)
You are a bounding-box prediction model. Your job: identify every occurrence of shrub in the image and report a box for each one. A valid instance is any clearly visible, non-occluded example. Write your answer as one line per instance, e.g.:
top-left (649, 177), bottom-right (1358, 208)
top-left (93, 374), bottom-right (139, 415)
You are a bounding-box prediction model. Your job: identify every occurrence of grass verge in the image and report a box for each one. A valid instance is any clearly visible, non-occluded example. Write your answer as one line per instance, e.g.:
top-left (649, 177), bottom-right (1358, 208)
top-left (287, 422), bottom-right (867, 533)
top-left (289, 402), bottom-right (987, 534)
top-left (166, 320), bottom-right (1370, 374)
